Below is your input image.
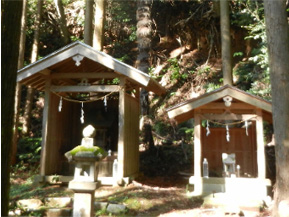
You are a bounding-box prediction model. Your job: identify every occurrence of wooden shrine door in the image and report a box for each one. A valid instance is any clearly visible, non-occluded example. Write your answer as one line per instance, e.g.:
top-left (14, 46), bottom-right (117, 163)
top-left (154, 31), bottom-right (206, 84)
top-left (201, 125), bottom-right (257, 177)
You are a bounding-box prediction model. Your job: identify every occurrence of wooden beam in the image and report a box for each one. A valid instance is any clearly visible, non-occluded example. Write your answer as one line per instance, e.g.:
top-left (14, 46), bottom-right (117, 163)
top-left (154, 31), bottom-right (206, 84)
top-left (50, 85), bottom-right (120, 92)
top-left (256, 109), bottom-right (266, 179)
top-left (25, 77), bottom-right (45, 87)
top-left (194, 110), bottom-right (202, 178)
top-left (199, 102), bottom-right (256, 110)
top-left (51, 72), bottom-right (117, 79)
top-left (34, 81), bottom-right (46, 90)
top-left (118, 78), bottom-right (126, 179)
top-left (40, 77), bottom-right (51, 175)
top-left (199, 109), bottom-right (256, 114)
top-left (202, 114), bottom-right (257, 121)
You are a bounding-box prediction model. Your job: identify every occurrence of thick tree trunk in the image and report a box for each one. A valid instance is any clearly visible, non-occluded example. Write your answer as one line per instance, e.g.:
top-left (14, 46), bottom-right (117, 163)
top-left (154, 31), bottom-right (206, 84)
top-left (84, 0), bottom-right (94, 46)
top-left (22, 0), bottom-right (43, 135)
top-left (137, 0), bottom-right (154, 149)
top-left (93, 0), bottom-right (106, 50)
top-left (12, 0), bottom-right (28, 164)
top-left (136, 0), bottom-right (152, 114)
top-left (220, 0), bottom-right (232, 85)
top-left (1, 0), bottom-right (23, 215)
top-left (264, 1), bottom-right (289, 216)
top-left (54, 0), bottom-right (70, 44)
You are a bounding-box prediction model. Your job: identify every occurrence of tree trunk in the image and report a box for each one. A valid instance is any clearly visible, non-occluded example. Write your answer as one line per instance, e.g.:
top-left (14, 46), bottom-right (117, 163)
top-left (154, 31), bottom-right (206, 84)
top-left (137, 0), bottom-right (154, 149)
top-left (54, 0), bottom-right (70, 44)
top-left (12, 0), bottom-right (28, 164)
top-left (212, 0), bottom-right (220, 17)
top-left (1, 0), bottom-right (23, 215)
top-left (22, 0), bottom-right (43, 135)
top-left (84, 0), bottom-right (94, 46)
top-left (220, 0), bottom-right (232, 85)
top-left (93, 0), bottom-right (106, 50)
top-left (264, 1), bottom-right (289, 216)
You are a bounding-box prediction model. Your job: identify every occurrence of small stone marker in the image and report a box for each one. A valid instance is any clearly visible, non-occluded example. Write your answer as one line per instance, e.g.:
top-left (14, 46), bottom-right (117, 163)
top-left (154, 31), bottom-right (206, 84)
top-left (106, 204), bottom-right (127, 214)
top-left (17, 199), bottom-right (43, 210)
top-left (45, 197), bottom-right (72, 208)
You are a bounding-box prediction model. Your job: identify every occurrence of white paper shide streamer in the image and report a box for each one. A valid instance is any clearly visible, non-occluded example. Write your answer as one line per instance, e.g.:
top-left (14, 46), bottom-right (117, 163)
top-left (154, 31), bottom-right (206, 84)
top-left (206, 120), bottom-right (210, 136)
top-left (226, 124), bottom-right (230, 142)
top-left (245, 120), bottom-right (249, 136)
top-left (80, 102), bottom-right (84, 124)
top-left (104, 95), bottom-right (107, 112)
top-left (58, 97), bottom-right (63, 112)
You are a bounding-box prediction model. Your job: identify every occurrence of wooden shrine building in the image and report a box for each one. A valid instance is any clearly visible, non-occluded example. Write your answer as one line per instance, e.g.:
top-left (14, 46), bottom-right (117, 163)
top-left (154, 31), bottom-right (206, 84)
top-left (17, 41), bottom-right (165, 184)
top-left (167, 85), bottom-right (272, 198)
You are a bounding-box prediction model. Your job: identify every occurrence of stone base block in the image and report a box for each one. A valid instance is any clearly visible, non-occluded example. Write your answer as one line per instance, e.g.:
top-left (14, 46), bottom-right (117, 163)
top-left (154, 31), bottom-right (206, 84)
top-left (72, 192), bottom-right (94, 217)
top-left (68, 181), bottom-right (98, 192)
top-left (46, 208), bottom-right (72, 217)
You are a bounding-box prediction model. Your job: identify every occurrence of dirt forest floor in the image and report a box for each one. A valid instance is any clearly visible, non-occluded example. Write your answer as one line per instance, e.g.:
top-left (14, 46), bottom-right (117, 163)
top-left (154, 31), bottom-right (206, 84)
top-left (94, 176), bottom-right (271, 217)
top-left (10, 174), bottom-right (272, 217)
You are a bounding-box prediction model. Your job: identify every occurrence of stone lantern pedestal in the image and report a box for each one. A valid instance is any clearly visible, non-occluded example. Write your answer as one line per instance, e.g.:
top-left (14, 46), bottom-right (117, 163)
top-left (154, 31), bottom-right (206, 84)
top-left (68, 156), bottom-right (100, 217)
top-left (68, 181), bottom-right (98, 217)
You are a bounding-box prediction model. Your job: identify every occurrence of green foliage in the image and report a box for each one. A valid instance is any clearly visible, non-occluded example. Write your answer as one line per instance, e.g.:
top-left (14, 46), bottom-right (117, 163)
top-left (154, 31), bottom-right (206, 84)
top-left (231, 0), bottom-right (270, 99)
top-left (153, 121), bottom-right (170, 137)
top-left (104, 0), bottom-right (137, 64)
top-left (196, 65), bottom-right (211, 76)
top-left (177, 127), bottom-right (194, 142)
top-left (204, 83), bottom-right (221, 92)
top-left (17, 137), bottom-right (42, 164)
top-left (168, 58), bottom-right (180, 80)
top-left (140, 144), bottom-right (193, 177)
top-left (167, 58), bottom-right (189, 81)
top-left (112, 78), bottom-right (120, 85)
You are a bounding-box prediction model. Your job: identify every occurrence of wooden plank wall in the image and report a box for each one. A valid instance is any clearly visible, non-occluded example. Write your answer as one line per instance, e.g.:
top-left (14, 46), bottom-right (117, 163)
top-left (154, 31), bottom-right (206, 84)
top-left (45, 93), bottom-right (76, 175)
top-left (123, 93), bottom-right (140, 177)
top-left (201, 126), bottom-right (257, 177)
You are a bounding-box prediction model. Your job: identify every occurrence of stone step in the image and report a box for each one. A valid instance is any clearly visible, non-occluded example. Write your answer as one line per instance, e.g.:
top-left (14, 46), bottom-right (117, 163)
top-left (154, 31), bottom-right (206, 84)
top-left (10, 198), bottom-right (127, 216)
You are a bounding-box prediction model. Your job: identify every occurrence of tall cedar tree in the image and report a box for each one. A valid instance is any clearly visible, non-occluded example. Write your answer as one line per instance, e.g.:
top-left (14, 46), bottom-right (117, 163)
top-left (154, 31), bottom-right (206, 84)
top-left (12, 0), bottom-right (28, 164)
top-left (264, 0), bottom-right (289, 216)
top-left (220, 0), bottom-right (232, 85)
top-left (93, 0), bottom-right (105, 50)
top-left (137, 0), bottom-right (154, 149)
top-left (1, 0), bottom-right (23, 215)
top-left (84, 0), bottom-right (94, 45)
top-left (22, 0), bottom-right (43, 135)
top-left (54, 0), bottom-right (70, 44)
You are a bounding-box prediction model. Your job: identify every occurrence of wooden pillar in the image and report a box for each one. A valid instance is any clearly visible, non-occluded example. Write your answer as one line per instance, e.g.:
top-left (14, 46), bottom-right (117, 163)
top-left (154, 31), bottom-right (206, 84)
top-left (256, 109), bottom-right (266, 179)
top-left (118, 78), bottom-right (126, 178)
top-left (40, 77), bottom-right (51, 175)
top-left (194, 110), bottom-right (202, 178)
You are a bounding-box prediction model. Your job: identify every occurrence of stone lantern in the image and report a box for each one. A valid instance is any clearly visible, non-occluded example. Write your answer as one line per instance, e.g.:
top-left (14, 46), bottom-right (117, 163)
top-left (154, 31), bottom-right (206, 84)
top-left (65, 125), bottom-right (107, 217)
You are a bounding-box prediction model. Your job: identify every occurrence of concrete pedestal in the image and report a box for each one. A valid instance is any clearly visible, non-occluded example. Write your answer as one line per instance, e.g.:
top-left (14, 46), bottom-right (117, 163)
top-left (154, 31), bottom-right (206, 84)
top-left (69, 181), bottom-right (98, 217)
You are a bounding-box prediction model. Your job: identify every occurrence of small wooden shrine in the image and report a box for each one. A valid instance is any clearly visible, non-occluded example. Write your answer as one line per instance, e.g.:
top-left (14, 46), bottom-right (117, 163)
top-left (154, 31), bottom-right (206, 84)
top-left (167, 85), bottom-right (272, 197)
top-left (17, 41), bottom-right (165, 184)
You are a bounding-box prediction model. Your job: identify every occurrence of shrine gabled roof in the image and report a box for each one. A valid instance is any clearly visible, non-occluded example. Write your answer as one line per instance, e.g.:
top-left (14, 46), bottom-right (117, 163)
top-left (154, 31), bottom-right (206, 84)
top-left (17, 41), bottom-right (166, 95)
top-left (167, 85), bottom-right (272, 123)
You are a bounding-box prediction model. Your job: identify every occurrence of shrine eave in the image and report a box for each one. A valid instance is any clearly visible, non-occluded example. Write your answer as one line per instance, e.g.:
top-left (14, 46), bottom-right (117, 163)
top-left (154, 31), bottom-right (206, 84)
top-left (166, 85), bottom-right (272, 124)
top-left (17, 41), bottom-right (166, 95)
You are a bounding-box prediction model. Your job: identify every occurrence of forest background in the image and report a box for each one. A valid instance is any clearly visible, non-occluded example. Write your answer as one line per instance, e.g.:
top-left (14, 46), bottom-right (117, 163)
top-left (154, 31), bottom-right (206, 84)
top-left (1, 0), bottom-right (289, 216)
top-left (13, 0), bottom-right (274, 164)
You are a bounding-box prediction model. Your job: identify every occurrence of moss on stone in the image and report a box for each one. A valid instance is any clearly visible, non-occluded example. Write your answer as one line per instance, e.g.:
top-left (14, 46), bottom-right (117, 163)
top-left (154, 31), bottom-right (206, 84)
top-left (65, 146), bottom-right (107, 162)
top-left (70, 146), bottom-right (104, 156)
